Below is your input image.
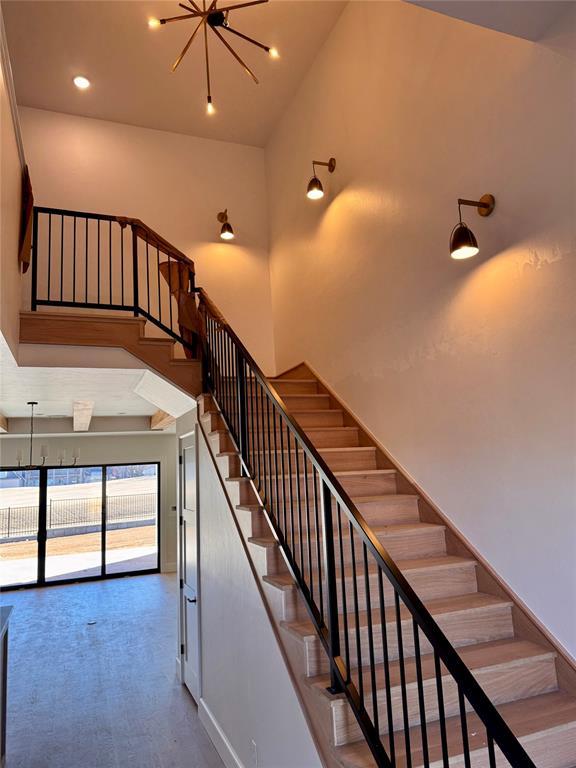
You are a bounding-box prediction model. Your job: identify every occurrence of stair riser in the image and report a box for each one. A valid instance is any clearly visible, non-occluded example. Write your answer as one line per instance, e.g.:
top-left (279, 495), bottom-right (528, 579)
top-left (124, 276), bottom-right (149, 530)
top-left (266, 472), bottom-right (397, 506)
top-left (250, 543), bottom-right (286, 577)
top-left (334, 564), bottom-right (477, 614)
top-left (301, 606), bottom-right (514, 676)
top-left (295, 411), bottom-right (345, 427)
top-left (226, 478), bottom-right (258, 507)
top-left (247, 395), bottom-right (332, 414)
top-left (201, 411), bottom-right (225, 432)
top-left (271, 381), bottom-right (319, 395)
top-left (251, 426), bottom-right (359, 447)
top-left (235, 507), bottom-right (268, 540)
top-left (354, 498), bottom-right (420, 525)
top-left (253, 450), bottom-right (377, 472)
top-left (330, 655), bottom-right (558, 746)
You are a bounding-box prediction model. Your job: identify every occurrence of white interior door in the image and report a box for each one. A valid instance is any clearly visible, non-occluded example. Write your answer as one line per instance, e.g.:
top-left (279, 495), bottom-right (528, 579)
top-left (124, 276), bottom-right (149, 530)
top-left (180, 431), bottom-right (200, 701)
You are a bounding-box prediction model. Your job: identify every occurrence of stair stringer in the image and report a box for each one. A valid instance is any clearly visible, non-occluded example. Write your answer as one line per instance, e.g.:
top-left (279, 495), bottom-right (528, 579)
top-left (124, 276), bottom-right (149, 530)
top-left (280, 361), bottom-right (576, 700)
top-left (197, 393), bottom-right (344, 768)
top-left (19, 310), bottom-right (202, 396)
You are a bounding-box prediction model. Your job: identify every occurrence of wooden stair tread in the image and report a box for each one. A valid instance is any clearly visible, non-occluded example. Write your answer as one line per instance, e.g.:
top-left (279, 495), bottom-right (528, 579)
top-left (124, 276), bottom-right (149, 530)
top-left (20, 310), bottom-right (145, 326)
top-left (337, 691), bottom-right (576, 768)
top-left (283, 593), bottom-right (512, 641)
top-left (271, 378), bottom-right (318, 383)
top-left (310, 639), bottom-right (556, 698)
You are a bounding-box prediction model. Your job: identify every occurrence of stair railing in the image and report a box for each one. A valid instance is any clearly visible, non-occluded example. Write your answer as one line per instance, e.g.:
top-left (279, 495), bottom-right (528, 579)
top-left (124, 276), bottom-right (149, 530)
top-left (30, 206), bottom-right (197, 354)
top-left (199, 288), bottom-right (537, 768)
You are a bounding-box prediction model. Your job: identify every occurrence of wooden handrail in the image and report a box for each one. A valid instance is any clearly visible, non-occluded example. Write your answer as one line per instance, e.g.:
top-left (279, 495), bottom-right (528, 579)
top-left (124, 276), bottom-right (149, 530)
top-left (116, 216), bottom-right (193, 270)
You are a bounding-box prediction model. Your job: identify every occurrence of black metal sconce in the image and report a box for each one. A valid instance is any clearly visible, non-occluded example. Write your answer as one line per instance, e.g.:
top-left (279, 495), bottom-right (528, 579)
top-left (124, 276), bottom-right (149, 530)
top-left (306, 157), bottom-right (336, 200)
top-left (217, 209), bottom-right (234, 241)
top-left (450, 194), bottom-right (495, 259)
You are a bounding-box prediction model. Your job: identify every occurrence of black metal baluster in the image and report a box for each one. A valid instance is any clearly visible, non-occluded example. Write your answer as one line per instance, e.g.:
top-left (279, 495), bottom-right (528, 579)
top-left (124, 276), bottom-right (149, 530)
top-left (31, 209), bottom-right (38, 310)
top-left (337, 504), bottom-right (350, 682)
top-left (109, 219), bottom-right (113, 304)
top-left (248, 372), bottom-right (256, 477)
top-left (145, 238), bottom-right (150, 313)
top-left (413, 620), bottom-right (430, 767)
top-left (279, 419), bottom-right (287, 540)
top-left (60, 214), bottom-right (64, 301)
top-left (167, 255), bottom-right (173, 332)
top-left (271, 408), bottom-right (280, 525)
top-left (487, 733), bottom-right (497, 768)
top-left (349, 522), bottom-right (363, 705)
top-left (265, 398), bottom-right (275, 514)
top-left (321, 483), bottom-right (341, 694)
top-left (156, 247), bottom-right (161, 324)
top-left (72, 216), bottom-right (76, 303)
top-left (253, 374), bottom-right (262, 493)
top-left (287, 430), bottom-right (297, 558)
top-left (132, 227), bottom-right (139, 315)
top-left (363, 544), bottom-right (379, 732)
top-left (377, 569), bottom-right (395, 763)
top-left (458, 686), bottom-right (471, 768)
top-left (97, 219), bottom-right (101, 303)
top-left (294, 443), bottom-right (304, 575)
top-left (313, 471), bottom-right (323, 619)
top-left (47, 214), bottom-right (52, 300)
top-left (237, 351), bottom-right (248, 474)
top-left (303, 453), bottom-right (313, 600)
top-left (395, 593), bottom-right (412, 764)
top-left (120, 225), bottom-right (125, 306)
top-left (434, 651), bottom-right (450, 768)
top-left (85, 217), bottom-right (89, 304)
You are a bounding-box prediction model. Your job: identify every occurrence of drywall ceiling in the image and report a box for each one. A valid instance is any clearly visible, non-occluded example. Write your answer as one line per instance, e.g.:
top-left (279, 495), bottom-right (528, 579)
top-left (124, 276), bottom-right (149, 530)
top-left (405, 0), bottom-right (572, 42)
top-left (2, 0), bottom-right (346, 147)
top-left (0, 338), bottom-right (188, 419)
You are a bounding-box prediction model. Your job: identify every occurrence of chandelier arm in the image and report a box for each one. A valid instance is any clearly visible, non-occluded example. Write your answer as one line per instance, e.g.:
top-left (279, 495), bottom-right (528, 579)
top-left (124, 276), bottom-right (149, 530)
top-left (160, 11), bottom-right (202, 24)
top-left (203, 6), bottom-right (213, 105)
top-left (211, 26), bottom-right (259, 84)
top-left (172, 18), bottom-right (206, 71)
top-left (221, 24), bottom-right (270, 53)
top-left (179, 0), bottom-right (203, 13)
top-left (216, 0), bottom-right (268, 14)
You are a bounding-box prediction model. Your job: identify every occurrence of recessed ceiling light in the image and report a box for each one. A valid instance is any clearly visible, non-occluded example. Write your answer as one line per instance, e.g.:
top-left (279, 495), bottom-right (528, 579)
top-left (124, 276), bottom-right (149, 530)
top-left (73, 75), bottom-right (91, 90)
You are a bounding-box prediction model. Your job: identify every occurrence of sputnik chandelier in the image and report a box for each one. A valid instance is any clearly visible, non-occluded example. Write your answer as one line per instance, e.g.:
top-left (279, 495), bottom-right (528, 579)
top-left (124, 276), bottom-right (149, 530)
top-left (149, 0), bottom-right (279, 115)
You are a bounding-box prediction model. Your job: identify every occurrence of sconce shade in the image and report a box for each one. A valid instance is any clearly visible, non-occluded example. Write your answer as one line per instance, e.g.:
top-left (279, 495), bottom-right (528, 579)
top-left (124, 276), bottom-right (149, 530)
top-left (450, 223), bottom-right (479, 260)
top-left (220, 222), bottom-right (235, 240)
top-left (307, 176), bottom-right (324, 200)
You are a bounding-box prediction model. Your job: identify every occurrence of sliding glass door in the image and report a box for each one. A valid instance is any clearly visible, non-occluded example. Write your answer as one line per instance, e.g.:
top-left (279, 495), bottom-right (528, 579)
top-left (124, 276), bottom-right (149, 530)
top-left (105, 464), bottom-right (159, 575)
top-left (0, 469), bottom-right (40, 589)
top-left (45, 466), bottom-right (103, 582)
top-left (0, 463), bottom-right (159, 590)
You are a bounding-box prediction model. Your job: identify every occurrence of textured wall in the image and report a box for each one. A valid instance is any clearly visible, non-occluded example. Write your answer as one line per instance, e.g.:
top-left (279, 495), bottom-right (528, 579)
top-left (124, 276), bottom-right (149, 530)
top-left (266, 2), bottom-right (576, 654)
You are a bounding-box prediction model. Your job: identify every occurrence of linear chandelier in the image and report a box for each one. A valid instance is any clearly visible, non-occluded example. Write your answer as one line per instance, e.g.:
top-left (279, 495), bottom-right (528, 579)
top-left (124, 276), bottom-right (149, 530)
top-left (149, 0), bottom-right (278, 114)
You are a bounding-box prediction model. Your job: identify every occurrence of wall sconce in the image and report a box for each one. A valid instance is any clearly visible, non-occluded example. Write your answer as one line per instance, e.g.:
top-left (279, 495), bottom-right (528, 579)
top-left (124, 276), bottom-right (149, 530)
top-left (217, 210), bottom-right (235, 241)
top-left (306, 157), bottom-right (336, 200)
top-left (450, 194), bottom-right (495, 259)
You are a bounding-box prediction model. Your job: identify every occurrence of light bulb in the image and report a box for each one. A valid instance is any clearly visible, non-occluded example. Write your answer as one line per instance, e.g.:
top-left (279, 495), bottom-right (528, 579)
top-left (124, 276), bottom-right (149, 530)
top-left (206, 100), bottom-right (215, 116)
top-left (220, 223), bottom-right (235, 240)
top-left (306, 176), bottom-right (324, 200)
top-left (269, 47), bottom-right (280, 60)
top-left (73, 76), bottom-right (91, 90)
top-left (148, 17), bottom-right (161, 29)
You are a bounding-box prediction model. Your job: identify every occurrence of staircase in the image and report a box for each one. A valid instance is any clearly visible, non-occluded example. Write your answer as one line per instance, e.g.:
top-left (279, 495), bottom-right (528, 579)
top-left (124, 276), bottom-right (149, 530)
top-left (24, 204), bottom-right (576, 766)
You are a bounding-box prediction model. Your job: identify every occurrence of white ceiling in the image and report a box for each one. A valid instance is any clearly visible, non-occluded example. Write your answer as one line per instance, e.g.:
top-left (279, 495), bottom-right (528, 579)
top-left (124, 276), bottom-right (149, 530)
top-left (0, 339), bottom-right (183, 419)
top-left (2, 0), bottom-right (346, 147)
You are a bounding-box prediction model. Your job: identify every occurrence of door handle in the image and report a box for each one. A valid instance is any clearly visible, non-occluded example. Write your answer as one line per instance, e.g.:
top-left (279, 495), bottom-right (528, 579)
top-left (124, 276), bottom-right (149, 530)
top-left (186, 597), bottom-right (197, 604)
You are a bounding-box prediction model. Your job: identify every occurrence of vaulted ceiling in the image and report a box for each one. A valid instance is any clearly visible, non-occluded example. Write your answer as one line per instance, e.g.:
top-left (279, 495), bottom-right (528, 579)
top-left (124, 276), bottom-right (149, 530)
top-left (2, 0), bottom-right (346, 147)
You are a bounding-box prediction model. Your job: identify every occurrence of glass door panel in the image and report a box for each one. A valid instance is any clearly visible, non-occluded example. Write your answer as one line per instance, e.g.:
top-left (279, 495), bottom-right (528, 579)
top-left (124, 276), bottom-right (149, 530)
top-left (45, 467), bottom-right (103, 582)
top-left (0, 469), bottom-right (40, 588)
top-left (105, 464), bottom-right (159, 574)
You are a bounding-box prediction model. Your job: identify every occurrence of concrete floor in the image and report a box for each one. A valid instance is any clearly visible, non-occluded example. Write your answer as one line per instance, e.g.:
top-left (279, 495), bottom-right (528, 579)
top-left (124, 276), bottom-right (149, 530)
top-left (2, 574), bottom-right (224, 768)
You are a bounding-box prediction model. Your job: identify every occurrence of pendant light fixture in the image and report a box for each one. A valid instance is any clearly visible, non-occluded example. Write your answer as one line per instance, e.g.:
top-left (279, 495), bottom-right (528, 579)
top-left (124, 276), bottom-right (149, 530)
top-left (149, 0), bottom-right (279, 115)
top-left (306, 158), bottom-right (336, 200)
top-left (16, 401), bottom-right (79, 469)
top-left (217, 209), bottom-right (235, 240)
top-left (450, 194), bottom-right (495, 260)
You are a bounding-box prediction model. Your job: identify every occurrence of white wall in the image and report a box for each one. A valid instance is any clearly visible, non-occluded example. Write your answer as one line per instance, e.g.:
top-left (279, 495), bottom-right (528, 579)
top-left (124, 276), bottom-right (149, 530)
top-left (0, 8), bottom-right (23, 359)
top-left (197, 428), bottom-right (322, 768)
top-left (0, 432), bottom-right (178, 570)
top-left (266, 2), bottom-right (576, 654)
top-left (19, 107), bottom-right (276, 373)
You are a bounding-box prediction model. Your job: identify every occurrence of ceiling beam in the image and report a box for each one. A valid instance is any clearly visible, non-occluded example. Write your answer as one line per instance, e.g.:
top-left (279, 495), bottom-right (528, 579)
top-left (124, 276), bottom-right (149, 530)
top-left (150, 410), bottom-right (176, 430)
top-left (73, 400), bottom-right (94, 432)
top-left (0, 414), bottom-right (7, 433)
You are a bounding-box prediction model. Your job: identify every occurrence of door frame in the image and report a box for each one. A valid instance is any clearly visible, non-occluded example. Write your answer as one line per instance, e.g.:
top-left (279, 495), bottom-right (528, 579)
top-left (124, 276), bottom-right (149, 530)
top-left (0, 461), bottom-right (161, 591)
top-left (178, 426), bottom-right (201, 700)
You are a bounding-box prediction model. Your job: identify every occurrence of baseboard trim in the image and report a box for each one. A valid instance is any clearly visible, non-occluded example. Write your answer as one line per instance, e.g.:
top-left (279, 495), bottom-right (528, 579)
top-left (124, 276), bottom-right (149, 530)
top-left (199, 699), bottom-right (244, 768)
